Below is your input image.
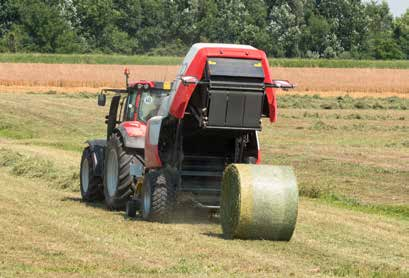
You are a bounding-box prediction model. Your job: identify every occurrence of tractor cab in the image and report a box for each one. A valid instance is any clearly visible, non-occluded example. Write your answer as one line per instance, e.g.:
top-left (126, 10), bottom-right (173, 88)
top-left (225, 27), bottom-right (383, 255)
top-left (124, 81), bottom-right (171, 123)
top-left (97, 69), bottom-right (172, 144)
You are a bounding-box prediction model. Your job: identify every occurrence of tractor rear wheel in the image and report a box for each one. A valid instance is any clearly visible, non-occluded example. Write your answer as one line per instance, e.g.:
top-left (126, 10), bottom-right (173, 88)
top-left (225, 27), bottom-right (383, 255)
top-left (141, 170), bottom-right (176, 222)
top-left (103, 133), bottom-right (142, 210)
top-left (80, 147), bottom-right (103, 202)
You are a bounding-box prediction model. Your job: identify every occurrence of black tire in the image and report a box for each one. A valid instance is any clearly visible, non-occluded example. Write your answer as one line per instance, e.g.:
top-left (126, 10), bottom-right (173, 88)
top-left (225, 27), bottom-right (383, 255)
top-left (142, 170), bottom-right (176, 222)
top-left (80, 147), bottom-right (103, 202)
top-left (126, 199), bottom-right (139, 218)
top-left (103, 133), bottom-right (141, 210)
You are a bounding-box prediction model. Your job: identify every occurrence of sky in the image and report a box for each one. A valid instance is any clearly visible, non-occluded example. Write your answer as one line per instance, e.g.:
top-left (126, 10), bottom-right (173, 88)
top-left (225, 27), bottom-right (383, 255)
top-left (386, 0), bottom-right (409, 17)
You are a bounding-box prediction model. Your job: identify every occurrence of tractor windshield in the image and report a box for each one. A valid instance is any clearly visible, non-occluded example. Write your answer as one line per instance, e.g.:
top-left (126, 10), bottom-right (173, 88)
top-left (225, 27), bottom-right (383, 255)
top-left (138, 91), bottom-right (168, 122)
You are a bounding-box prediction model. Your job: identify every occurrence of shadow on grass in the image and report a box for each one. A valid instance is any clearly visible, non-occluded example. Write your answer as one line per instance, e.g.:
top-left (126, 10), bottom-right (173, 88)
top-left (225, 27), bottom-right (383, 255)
top-left (60, 196), bottom-right (221, 224)
top-left (61, 196), bottom-right (114, 211)
top-left (202, 232), bottom-right (224, 239)
top-left (170, 206), bottom-right (220, 225)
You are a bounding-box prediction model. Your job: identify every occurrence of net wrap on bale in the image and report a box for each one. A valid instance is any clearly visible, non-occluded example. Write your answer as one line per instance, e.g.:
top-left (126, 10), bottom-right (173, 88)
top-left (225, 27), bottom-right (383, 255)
top-left (221, 164), bottom-right (298, 240)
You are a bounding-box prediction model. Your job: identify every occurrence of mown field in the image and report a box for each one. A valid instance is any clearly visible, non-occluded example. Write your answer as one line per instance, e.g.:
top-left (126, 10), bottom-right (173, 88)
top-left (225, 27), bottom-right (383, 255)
top-left (0, 92), bottom-right (408, 277)
top-left (2, 53), bottom-right (409, 69)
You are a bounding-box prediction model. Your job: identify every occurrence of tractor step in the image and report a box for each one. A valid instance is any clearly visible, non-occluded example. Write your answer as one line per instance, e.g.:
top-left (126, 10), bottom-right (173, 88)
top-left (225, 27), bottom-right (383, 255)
top-left (180, 170), bottom-right (223, 177)
top-left (179, 154), bottom-right (226, 195)
top-left (193, 201), bottom-right (220, 210)
top-left (180, 187), bottom-right (220, 193)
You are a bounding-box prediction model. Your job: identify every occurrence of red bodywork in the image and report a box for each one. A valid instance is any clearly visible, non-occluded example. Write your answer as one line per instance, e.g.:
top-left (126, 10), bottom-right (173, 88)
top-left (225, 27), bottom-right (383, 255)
top-left (169, 47), bottom-right (277, 122)
top-left (144, 120), bottom-right (162, 168)
top-left (120, 121), bottom-right (146, 137)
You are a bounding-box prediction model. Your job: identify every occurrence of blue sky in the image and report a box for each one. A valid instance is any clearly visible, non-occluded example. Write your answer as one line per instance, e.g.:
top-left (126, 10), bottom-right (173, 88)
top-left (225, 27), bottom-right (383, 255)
top-left (365, 0), bottom-right (409, 17)
top-left (386, 0), bottom-right (409, 17)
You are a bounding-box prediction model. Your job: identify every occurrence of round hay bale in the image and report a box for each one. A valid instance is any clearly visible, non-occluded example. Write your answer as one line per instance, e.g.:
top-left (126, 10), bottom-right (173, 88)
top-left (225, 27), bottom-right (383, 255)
top-left (221, 164), bottom-right (298, 240)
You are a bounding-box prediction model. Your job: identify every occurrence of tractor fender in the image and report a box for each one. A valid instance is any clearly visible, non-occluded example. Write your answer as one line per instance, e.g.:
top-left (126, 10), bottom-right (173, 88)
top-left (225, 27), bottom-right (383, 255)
top-left (85, 139), bottom-right (106, 177)
top-left (115, 122), bottom-right (146, 149)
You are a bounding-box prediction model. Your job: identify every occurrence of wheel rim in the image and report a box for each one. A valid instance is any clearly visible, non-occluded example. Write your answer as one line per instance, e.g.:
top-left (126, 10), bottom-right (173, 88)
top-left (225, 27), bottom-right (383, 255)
top-left (106, 149), bottom-right (118, 197)
top-left (81, 159), bottom-right (89, 193)
top-left (143, 181), bottom-right (151, 218)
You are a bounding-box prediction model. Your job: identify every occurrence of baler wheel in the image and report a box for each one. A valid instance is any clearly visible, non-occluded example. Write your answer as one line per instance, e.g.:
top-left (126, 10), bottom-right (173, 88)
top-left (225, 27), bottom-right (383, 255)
top-left (142, 170), bottom-right (176, 222)
top-left (103, 133), bottom-right (142, 210)
top-left (80, 147), bottom-right (103, 202)
top-left (221, 164), bottom-right (298, 241)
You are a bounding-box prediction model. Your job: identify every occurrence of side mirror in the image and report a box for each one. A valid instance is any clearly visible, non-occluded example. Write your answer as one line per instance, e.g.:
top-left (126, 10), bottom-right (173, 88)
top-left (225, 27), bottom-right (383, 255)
top-left (98, 94), bottom-right (106, 106)
top-left (181, 76), bottom-right (199, 86)
top-left (271, 80), bottom-right (296, 91)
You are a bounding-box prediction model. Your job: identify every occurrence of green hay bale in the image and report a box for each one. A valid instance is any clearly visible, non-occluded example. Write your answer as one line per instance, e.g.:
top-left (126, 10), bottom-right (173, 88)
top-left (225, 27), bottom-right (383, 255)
top-left (221, 164), bottom-right (298, 240)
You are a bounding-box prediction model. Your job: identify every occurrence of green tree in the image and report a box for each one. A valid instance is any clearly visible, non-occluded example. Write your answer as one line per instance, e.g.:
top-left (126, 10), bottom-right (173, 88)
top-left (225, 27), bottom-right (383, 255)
top-left (0, 0), bottom-right (18, 37)
top-left (317, 0), bottom-right (368, 57)
top-left (0, 0), bottom-right (407, 59)
top-left (267, 2), bottom-right (303, 57)
top-left (394, 9), bottom-right (409, 58)
top-left (364, 0), bottom-right (403, 59)
top-left (1, 0), bottom-right (86, 53)
top-left (235, 0), bottom-right (270, 53)
top-left (300, 14), bottom-right (333, 57)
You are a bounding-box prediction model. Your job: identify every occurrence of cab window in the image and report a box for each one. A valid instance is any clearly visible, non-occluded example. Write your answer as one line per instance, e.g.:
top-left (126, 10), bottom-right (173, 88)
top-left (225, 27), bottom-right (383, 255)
top-left (124, 91), bottom-right (137, 121)
top-left (138, 91), bottom-right (168, 122)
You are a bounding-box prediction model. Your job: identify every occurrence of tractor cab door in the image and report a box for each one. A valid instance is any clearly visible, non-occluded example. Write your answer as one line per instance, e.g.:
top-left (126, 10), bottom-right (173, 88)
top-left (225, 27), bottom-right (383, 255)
top-left (123, 89), bottom-right (138, 122)
top-left (98, 88), bottom-right (131, 139)
top-left (106, 95), bottom-right (121, 139)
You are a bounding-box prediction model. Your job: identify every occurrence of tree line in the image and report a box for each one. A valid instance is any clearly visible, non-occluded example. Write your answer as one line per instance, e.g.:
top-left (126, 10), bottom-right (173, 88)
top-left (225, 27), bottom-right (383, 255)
top-left (1, 0), bottom-right (409, 59)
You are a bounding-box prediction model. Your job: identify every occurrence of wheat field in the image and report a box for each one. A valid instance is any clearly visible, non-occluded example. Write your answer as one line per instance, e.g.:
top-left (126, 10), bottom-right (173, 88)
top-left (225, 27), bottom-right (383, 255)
top-left (1, 63), bottom-right (409, 97)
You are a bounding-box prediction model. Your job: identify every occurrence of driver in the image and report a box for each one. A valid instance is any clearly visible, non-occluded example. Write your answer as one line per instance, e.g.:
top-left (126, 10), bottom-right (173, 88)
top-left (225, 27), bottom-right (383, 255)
top-left (145, 95), bottom-right (162, 120)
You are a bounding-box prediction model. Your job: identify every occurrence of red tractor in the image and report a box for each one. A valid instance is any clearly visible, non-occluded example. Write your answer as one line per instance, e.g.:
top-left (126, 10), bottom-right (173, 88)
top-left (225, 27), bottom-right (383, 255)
top-left (80, 70), bottom-right (172, 209)
top-left (81, 43), bottom-right (298, 240)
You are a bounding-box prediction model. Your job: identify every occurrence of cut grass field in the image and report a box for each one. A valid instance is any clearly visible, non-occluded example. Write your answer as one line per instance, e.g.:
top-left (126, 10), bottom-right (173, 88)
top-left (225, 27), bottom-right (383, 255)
top-left (2, 53), bottom-right (409, 69)
top-left (0, 92), bottom-right (408, 276)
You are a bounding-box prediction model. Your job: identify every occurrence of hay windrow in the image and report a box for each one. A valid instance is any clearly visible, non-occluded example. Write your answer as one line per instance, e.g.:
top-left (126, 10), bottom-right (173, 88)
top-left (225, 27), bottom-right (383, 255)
top-left (0, 148), bottom-right (79, 191)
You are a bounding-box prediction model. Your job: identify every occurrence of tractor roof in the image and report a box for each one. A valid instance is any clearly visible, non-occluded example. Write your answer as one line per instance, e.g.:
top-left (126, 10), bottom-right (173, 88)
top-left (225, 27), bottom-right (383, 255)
top-left (188, 43), bottom-right (256, 51)
top-left (128, 81), bottom-right (172, 91)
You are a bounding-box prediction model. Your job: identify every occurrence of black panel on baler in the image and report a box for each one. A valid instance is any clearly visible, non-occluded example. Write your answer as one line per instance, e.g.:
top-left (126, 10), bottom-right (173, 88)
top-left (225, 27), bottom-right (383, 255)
top-left (205, 57), bottom-right (264, 130)
top-left (243, 92), bottom-right (262, 127)
top-left (226, 92), bottom-right (245, 127)
top-left (207, 91), bottom-right (227, 127)
top-left (207, 89), bottom-right (262, 129)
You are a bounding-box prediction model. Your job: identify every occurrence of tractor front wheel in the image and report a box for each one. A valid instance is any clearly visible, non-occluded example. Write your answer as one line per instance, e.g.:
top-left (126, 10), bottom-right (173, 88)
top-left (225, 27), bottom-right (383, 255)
top-left (141, 170), bottom-right (176, 222)
top-left (103, 133), bottom-right (141, 210)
